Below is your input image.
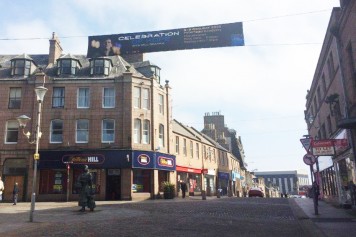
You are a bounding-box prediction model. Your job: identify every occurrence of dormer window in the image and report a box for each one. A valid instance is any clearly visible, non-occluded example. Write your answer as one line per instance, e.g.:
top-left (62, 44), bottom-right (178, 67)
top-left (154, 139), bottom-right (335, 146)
top-left (57, 54), bottom-right (81, 76)
top-left (57, 59), bottom-right (78, 75)
top-left (150, 65), bottom-right (161, 83)
top-left (11, 59), bottom-right (32, 77)
top-left (90, 58), bottom-right (112, 76)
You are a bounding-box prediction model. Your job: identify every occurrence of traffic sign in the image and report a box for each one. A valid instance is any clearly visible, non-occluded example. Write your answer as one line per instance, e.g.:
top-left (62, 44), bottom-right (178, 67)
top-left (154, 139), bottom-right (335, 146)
top-left (303, 154), bottom-right (316, 165)
top-left (300, 138), bottom-right (312, 152)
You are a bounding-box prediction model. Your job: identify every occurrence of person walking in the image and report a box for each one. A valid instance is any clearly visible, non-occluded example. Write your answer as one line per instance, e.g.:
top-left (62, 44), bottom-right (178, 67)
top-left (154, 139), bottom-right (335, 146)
top-left (180, 180), bottom-right (187, 198)
top-left (0, 176), bottom-right (4, 202)
top-left (13, 182), bottom-right (19, 205)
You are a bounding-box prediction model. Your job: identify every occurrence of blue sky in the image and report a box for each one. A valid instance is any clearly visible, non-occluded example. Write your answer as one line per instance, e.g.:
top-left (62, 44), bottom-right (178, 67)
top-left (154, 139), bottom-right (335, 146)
top-left (0, 0), bottom-right (341, 175)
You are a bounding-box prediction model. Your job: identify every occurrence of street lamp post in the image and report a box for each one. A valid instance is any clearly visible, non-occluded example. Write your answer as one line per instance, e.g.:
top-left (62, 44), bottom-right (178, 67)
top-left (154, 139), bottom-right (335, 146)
top-left (17, 86), bottom-right (48, 222)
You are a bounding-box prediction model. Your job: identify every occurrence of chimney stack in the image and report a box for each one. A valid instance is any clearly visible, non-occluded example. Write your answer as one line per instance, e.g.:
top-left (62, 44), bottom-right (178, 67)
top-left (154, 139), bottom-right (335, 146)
top-left (48, 32), bottom-right (63, 65)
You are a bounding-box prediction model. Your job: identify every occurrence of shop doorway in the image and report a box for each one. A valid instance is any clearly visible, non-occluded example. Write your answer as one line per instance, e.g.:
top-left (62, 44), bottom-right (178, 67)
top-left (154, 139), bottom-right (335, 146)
top-left (106, 169), bottom-right (121, 200)
top-left (3, 176), bottom-right (24, 202)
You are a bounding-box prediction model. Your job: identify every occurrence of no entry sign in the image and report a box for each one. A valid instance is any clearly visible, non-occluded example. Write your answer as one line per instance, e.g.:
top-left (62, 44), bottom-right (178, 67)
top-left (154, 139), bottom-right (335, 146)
top-left (303, 154), bottom-right (316, 165)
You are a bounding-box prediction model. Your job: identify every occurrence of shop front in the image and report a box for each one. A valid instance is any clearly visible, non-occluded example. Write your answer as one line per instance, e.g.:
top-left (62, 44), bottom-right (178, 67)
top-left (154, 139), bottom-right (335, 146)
top-left (218, 171), bottom-right (230, 196)
top-left (1, 158), bottom-right (27, 202)
top-left (204, 169), bottom-right (216, 196)
top-left (38, 150), bottom-right (175, 202)
top-left (232, 171), bottom-right (241, 197)
top-left (38, 150), bottom-right (131, 201)
top-left (132, 151), bottom-right (176, 200)
top-left (176, 166), bottom-right (202, 196)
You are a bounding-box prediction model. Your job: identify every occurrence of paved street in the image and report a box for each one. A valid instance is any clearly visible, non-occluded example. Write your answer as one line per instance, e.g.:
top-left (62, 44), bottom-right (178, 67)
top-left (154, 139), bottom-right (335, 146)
top-left (0, 197), bottom-right (355, 237)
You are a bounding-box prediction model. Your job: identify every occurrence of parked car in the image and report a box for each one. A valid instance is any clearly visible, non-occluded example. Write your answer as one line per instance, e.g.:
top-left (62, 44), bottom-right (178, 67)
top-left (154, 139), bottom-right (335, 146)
top-left (248, 188), bottom-right (264, 198)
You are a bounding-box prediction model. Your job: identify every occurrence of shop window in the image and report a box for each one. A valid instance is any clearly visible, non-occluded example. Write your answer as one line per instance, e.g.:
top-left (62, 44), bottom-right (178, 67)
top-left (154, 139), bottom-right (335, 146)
top-left (39, 170), bottom-right (67, 194)
top-left (132, 169), bottom-right (151, 193)
top-left (72, 168), bottom-right (100, 194)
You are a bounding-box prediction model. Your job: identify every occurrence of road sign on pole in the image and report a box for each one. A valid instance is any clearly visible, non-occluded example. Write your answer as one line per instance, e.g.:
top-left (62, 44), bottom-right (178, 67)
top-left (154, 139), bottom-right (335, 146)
top-left (303, 154), bottom-right (316, 165)
top-left (300, 138), bottom-right (312, 152)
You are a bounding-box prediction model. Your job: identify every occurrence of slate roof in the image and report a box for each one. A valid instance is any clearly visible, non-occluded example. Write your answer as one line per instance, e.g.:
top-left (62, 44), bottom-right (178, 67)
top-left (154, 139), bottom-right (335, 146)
top-left (0, 54), bottom-right (147, 79)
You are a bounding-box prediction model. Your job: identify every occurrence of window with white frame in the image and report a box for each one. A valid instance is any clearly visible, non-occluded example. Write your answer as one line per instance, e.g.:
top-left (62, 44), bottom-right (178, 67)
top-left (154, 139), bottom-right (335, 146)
top-left (175, 136), bottom-right (179, 154)
top-left (159, 124), bottom-right (164, 148)
top-left (102, 119), bottom-right (114, 143)
top-left (159, 94), bottom-right (164, 114)
top-left (50, 120), bottom-right (63, 143)
top-left (5, 120), bottom-right (18, 143)
top-left (11, 59), bottom-right (31, 76)
top-left (8, 88), bottom-right (22, 109)
top-left (52, 87), bottom-right (65, 108)
top-left (77, 88), bottom-right (90, 108)
top-left (57, 59), bottom-right (79, 75)
top-left (90, 58), bottom-right (111, 76)
top-left (133, 87), bottom-right (141, 108)
top-left (196, 143), bottom-right (199, 159)
top-left (76, 119), bottom-right (89, 143)
top-left (103, 87), bottom-right (115, 108)
top-left (142, 88), bottom-right (150, 110)
top-left (190, 141), bottom-right (193, 158)
top-left (134, 119), bottom-right (141, 143)
top-left (143, 120), bottom-right (150, 144)
top-left (183, 138), bottom-right (187, 156)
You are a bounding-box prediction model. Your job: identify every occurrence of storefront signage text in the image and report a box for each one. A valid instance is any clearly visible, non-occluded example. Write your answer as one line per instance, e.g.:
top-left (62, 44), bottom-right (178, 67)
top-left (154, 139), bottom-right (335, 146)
top-left (62, 154), bottom-right (105, 164)
top-left (158, 156), bottom-right (174, 168)
top-left (137, 154), bottom-right (151, 166)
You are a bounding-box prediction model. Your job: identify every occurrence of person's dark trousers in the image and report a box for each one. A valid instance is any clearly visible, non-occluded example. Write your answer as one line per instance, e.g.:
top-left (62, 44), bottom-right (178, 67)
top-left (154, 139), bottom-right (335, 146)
top-left (13, 194), bottom-right (18, 205)
top-left (182, 191), bottom-right (186, 198)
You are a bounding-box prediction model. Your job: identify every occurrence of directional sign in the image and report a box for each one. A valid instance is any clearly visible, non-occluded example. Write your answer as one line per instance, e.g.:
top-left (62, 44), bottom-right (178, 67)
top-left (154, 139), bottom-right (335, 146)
top-left (303, 154), bottom-right (316, 165)
top-left (300, 138), bottom-right (312, 152)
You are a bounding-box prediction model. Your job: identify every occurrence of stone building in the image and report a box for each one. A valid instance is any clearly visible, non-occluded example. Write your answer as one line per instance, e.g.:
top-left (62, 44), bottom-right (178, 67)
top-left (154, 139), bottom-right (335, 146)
top-left (304, 0), bottom-right (356, 206)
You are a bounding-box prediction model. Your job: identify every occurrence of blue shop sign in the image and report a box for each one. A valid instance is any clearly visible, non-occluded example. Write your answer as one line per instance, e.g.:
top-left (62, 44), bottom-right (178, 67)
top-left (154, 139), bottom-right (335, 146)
top-left (232, 171), bottom-right (240, 181)
top-left (133, 151), bottom-right (176, 171)
top-left (218, 172), bottom-right (230, 180)
top-left (38, 150), bottom-right (131, 169)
